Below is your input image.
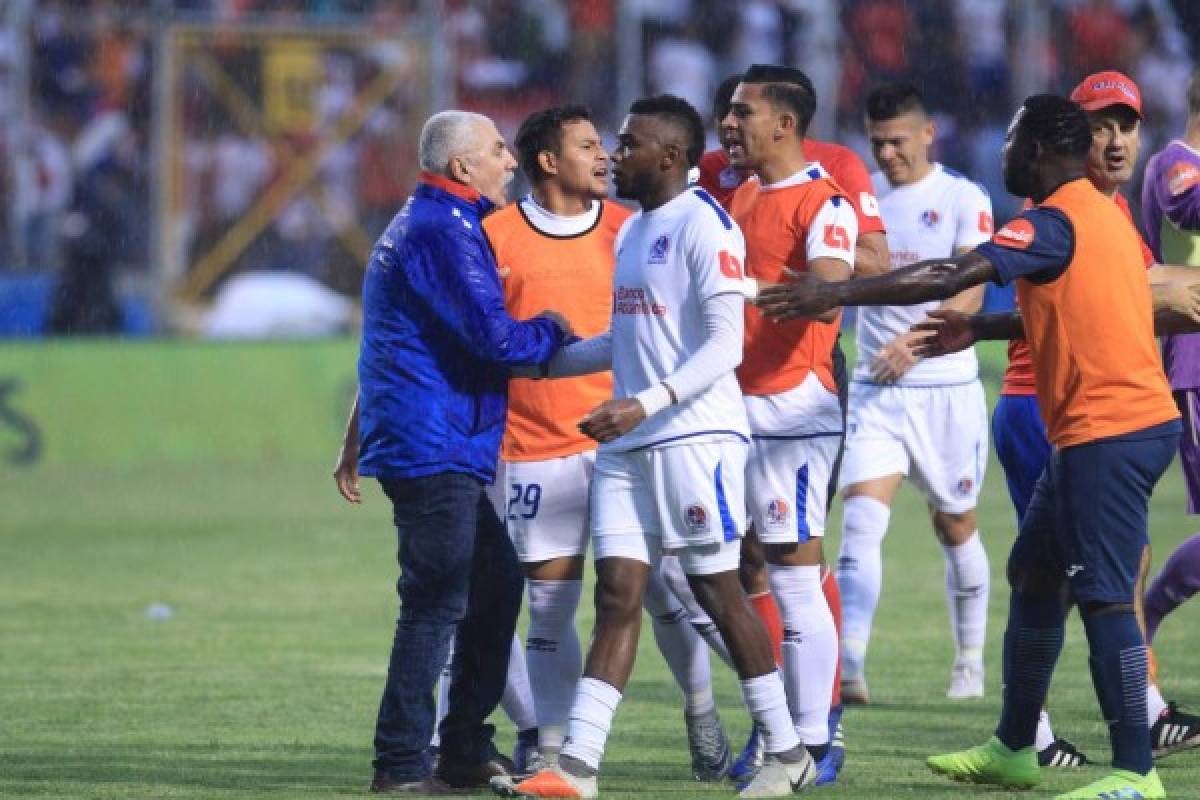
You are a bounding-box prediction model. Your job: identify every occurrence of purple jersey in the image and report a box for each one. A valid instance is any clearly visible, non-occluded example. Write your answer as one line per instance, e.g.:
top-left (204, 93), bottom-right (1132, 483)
top-left (1143, 140), bottom-right (1200, 390)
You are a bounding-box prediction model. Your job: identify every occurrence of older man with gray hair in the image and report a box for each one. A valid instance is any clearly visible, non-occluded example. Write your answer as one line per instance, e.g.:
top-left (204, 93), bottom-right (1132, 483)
top-left (334, 110), bottom-right (572, 794)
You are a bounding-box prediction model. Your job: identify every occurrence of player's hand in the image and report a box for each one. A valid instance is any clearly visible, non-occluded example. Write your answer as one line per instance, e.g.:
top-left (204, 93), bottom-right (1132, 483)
top-left (756, 269), bottom-right (841, 321)
top-left (910, 310), bottom-right (977, 358)
top-left (333, 442), bottom-right (361, 504)
top-left (579, 398), bottom-right (647, 444)
top-left (537, 309), bottom-right (574, 339)
top-left (1166, 281), bottom-right (1200, 323)
top-left (871, 332), bottom-right (922, 383)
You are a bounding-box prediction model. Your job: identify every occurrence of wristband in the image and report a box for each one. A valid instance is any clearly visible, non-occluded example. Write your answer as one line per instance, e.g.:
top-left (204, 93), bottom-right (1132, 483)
top-left (633, 383), bottom-right (673, 417)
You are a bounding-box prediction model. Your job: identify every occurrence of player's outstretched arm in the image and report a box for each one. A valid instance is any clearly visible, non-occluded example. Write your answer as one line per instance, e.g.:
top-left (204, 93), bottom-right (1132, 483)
top-left (333, 393), bottom-right (361, 504)
top-left (537, 331), bottom-right (613, 378)
top-left (910, 310), bottom-right (1025, 358)
top-left (757, 250), bottom-right (997, 321)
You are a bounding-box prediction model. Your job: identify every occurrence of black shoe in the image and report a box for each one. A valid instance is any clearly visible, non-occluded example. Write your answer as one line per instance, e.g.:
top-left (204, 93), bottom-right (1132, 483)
top-left (1037, 738), bottom-right (1089, 768)
top-left (1151, 702), bottom-right (1200, 758)
top-left (435, 758), bottom-right (511, 789)
top-left (370, 771), bottom-right (464, 794)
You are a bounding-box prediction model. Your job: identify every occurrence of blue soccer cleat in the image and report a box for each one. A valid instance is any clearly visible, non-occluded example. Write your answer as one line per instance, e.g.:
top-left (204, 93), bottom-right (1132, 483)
top-left (729, 723), bottom-right (764, 785)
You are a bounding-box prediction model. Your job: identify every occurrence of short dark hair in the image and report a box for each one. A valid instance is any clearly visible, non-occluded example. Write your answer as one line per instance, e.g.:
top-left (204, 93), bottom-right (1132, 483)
top-left (514, 105), bottom-right (592, 182)
top-left (865, 83), bottom-right (927, 122)
top-left (1019, 94), bottom-right (1092, 159)
top-left (713, 73), bottom-right (743, 125)
top-left (1189, 69), bottom-right (1200, 117)
top-left (628, 94), bottom-right (706, 167)
top-left (740, 64), bottom-right (817, 136)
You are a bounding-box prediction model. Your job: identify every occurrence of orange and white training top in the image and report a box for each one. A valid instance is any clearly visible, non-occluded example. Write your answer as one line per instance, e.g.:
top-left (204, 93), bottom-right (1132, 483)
top-left (728, 164), bottom-right (858, 397)
top-left (483, 196), bottom-right (631, 462)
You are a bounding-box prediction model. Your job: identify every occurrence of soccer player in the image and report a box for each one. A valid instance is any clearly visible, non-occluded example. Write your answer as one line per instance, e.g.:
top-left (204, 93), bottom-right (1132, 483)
top-left (720, 64), bottom-right (858, 779)
top-left (513, 94), bottom-right (817, 799)
top-left (834, 83), bottom-right (994, 704)
top-left (699, 70), bottom-right (888, 784)
top-left (1139, 69), bottom-right (1200, 757)
top-left (992, 70), bottom-right (1197, 766)
top-left (759, 93), bottom-right (1182, 800)
top-left (480, 104), bottom-right (734, 780)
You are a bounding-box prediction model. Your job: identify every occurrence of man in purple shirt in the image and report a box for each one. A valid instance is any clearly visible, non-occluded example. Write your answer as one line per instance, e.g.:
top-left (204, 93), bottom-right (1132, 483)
top-left (1140, 70), bottom-right (1200, 758)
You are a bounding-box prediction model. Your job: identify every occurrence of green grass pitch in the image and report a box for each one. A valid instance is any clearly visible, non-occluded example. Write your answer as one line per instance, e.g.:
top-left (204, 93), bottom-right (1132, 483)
top-left (1, 339), bottom-right (1197, 798)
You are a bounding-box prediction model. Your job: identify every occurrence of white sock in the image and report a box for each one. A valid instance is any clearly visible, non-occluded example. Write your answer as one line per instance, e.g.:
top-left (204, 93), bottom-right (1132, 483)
top-left (837, 496), bottom-right (890, 681)
top-left (1147, 682), bottom-right (1169, 726)
top-left (560, 677), bottom-right (622, 771)
top-left (645, 565), bottom-right (716, 715)
top-left (942, 531), bottom-right (989, 668)
top-left (526, 579), bottom-right (583, 750)
top-left (1036, 709), bottom-right (1055, 751)
top-left (741, 671), bottom-right (801, 754)
top-left (501, 632), bottom-right (538, 732)
top-left (431, 637), bottom-right (455, 748)
top-left (657, 554), bottom-right (734, 668)
top-left (769, 563), bottom-right (837, 746)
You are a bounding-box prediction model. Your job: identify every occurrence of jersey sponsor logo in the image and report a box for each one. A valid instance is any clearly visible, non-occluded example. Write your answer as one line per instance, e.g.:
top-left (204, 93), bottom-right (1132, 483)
top-left (994, 218), bottom-right (1035, 250)
top-left (859, 192), bottom-right (881, 218)
top-left (766, 497), bottom-right (790, 527)
top-left (718, 250), bottom-right (743, 279)
top-left (648, 233), bottom-right (671, 264)
top-left (719, 166), bottom-right (743, 189)
top-left (978, 211), bottom-right (994, 234)
top-left (823, 224), bottom-right (852, 251)
top-left (613, 286), bottom-right (667, 316)
top-left (956, 477), bottom-right (974, 496)
top-left (1065, 564), bottom-right (1085, 578)
top-left (1167, 162), bottom-right (1200, 197)
top-left (919, 209), bottom-right (941, 229)
top-left (685, 503), bottom-right (710, 533)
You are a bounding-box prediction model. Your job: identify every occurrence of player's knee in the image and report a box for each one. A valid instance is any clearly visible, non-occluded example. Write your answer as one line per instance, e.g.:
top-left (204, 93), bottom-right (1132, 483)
top-left (1079, 600), bottom-right (1135, 619)
top-left (931, 508), bottom-right (977, 544)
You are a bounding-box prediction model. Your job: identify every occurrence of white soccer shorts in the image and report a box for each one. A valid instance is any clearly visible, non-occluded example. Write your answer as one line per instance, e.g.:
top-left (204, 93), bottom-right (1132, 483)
top-left (838, 380), bottom-right (988, 513)
top-left (490, 451), bottom-right (596, 563)
top-left (590, 437), bottom-right (747, 575)
top-left (744, 373), bottom-right (844, 543)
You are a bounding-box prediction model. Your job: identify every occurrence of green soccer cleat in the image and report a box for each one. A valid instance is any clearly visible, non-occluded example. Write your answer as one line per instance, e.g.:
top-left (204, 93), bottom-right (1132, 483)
top-left (1053, 768), bottom-right (1166, 799)
top-left (926, 736), bottom-right (1040, 789)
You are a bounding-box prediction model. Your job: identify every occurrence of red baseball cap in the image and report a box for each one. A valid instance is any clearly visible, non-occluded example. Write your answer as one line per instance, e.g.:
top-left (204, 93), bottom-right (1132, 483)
top-left (1070, 70), bottom-right (1142, 118)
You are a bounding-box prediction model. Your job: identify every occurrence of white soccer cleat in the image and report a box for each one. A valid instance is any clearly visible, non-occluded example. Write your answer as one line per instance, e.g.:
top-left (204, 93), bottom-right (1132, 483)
top-left (947, 662), bottom-right (985, 699)
top-left (737, 750), bottom-right (816, 798)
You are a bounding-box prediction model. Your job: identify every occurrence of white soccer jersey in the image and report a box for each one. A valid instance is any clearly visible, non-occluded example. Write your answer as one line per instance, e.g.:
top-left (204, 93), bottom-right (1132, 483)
top-left (855, 163), bottom-right (993, 386)
top-left (606, 188), bottom-right (750, 453)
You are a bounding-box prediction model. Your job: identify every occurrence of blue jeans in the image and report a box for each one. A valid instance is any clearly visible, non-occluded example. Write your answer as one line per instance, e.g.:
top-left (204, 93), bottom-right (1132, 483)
top-left (373, 471), bottom-right (524, 781)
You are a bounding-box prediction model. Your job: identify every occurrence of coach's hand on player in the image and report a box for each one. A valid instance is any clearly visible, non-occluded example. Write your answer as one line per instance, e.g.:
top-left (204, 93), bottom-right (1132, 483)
top-left (756, 269), bottom-right (841, 321)
top-left (580, 398), bottom-right (646, 443)
top-left (872, 331), bottom-right (922, 383)
top-left (910, 310), bottom-right (977, 358)
top-left (537, 309), bottom-right (575, 339)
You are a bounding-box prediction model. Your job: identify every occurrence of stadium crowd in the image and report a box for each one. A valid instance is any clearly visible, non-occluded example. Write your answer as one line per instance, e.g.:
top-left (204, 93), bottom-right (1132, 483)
top-left (4, 0), bottom-right (1200, 330)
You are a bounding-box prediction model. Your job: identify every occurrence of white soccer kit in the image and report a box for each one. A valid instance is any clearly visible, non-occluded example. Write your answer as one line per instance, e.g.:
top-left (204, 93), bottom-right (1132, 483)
top-left (840, 163), bottom-right (993, 511)
top-left (586, 188), bottom-right (751, 575)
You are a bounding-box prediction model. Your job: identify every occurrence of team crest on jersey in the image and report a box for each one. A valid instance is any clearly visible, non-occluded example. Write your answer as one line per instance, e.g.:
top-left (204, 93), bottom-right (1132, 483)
top-left (919, 209), bottom-right (941, 229)
top-left (766, 498), bottom-right (790, 527)
top-left (719, 167), bottom-right (742, 189)
top-left (685, 503), bottom-right (710, 533)
top-left (956, 477), bottom-right (974, 496)
top-left (648, 234), bottom-right (671, 264)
